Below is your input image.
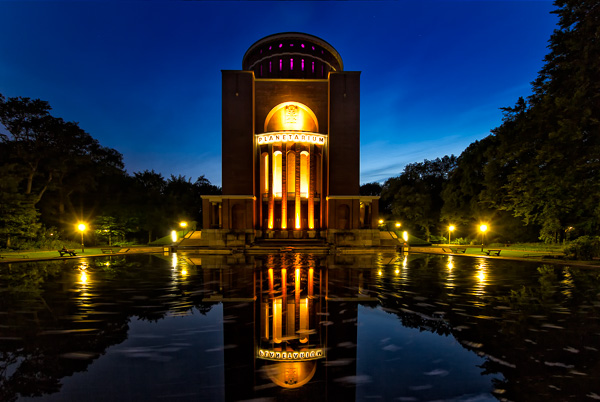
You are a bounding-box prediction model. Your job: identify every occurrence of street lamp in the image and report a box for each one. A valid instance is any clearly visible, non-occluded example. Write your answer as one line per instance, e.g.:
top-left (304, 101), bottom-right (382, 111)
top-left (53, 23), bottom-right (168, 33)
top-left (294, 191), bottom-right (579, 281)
top-left (448, 225), bottom-right (455, 245)
top-left (395, 222), bottom-right (401, 229)
top-left (77, 223), bottom-right (86, 253)
top-left (479, 224), bottom-right (488, 252)
top-left (180, 221), bottom-right (188, 237)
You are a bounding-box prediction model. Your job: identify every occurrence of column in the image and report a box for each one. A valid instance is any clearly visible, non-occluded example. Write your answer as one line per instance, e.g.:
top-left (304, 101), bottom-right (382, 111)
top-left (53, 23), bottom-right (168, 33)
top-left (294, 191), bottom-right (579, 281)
top-left (281, 145), bottom-right (287, 229)
top-left (295, 149), bottom-right (301, 229)
top-left (268, 145), bottom-right (274, 229)
top-left (308, 146), bottom-right (315, 229)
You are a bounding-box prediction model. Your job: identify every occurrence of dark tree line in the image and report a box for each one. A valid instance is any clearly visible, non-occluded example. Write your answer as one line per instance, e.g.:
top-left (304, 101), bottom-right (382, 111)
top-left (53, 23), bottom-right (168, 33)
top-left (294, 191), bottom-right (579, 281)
top-left (0, 95), bottom-right (220, 249)
top-left (374, 0), bottom-right (599, 244)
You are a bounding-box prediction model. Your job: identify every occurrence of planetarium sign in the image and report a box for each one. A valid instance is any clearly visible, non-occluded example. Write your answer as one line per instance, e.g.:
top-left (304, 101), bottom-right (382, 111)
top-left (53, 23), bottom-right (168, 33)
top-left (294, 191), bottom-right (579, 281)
top-left (256, 132), bottom-right (326, 145)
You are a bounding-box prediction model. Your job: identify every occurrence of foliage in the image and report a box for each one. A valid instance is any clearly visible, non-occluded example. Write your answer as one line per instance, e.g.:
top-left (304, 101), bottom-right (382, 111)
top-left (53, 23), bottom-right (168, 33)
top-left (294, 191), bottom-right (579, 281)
top-left (359, 182), bottom-right (382, 196)
top-left (563, 236), bottom-right (600, 260)
top-left (0, 164), bottom-right (40, 248)
top-left (381, 156), bottom-right (456, 241)
top-left (0, 94), bottom-right (221, 247)
top-left (482, 0), bottom-right (600, 242)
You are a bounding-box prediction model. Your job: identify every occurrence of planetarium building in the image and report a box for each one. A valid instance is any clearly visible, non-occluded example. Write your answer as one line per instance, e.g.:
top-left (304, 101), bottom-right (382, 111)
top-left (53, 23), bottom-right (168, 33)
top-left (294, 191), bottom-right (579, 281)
top-left (200, 33), bottom-right (380, 247)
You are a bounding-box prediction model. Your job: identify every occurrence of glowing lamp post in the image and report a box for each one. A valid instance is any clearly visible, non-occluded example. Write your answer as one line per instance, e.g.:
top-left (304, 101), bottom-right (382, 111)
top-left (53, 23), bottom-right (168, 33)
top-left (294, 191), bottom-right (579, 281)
top-left (180, 221), bottom-right (188, 238)
top-left (479, 224), bottom-right (488, 252)
top-left (77, 223), bottom-right (86, 253)
top-left (395, 222), bottom-right (401, 229)
top-left (448, 225), bottom-right (455, 245)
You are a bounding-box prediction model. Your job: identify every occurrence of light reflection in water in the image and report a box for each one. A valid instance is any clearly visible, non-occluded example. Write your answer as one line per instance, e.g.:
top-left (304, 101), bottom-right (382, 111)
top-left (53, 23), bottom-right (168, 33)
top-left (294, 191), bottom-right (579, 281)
top-left (445, 256), bottom-right (455, 290)
top-left (78, 260), bottom-right (89, 286)
top-left (561, 268), bottom-right (574, 299)
top-left (474, 259), bottom-right (489, 299)
top-left (5, 253), bottom-right (599, 401)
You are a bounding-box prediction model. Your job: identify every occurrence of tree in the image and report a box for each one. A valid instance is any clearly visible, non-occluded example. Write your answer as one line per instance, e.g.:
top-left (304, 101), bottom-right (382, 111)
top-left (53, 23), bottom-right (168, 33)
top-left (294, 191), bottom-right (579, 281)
top-left (0, 94), bottom-right (126, 234)
top-left (0, 95), bottom-right (54, 203)
top-left (484, 0), bottom-right (600, 242)
top-left (0, 164), bottom-right (40, 248)
top-left (360, 182), bottom-right (382, 196)
top-left (382, 156), bottom-right (457, 241)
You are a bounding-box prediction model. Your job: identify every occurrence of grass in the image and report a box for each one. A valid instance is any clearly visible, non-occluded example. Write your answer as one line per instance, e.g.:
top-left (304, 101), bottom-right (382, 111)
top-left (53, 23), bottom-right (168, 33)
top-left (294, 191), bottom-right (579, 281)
top-left (425, 243), bottom-right (600, 265)
top-left (0, 247), bottom-right (137, 260)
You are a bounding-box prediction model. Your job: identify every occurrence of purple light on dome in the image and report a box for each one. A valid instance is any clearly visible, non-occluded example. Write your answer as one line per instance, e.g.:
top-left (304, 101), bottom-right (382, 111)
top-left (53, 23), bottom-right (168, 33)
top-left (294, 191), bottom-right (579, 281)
top-left (301, 59), bottom-right (304, 71)
top-left (279, 59), bottom-right (282, 71)
top-left (290, 59), bottom-right (293, 70)
top-left (301, 44), bottom-right (305, 48)
top-left (279, 43), bottom-right (283, 48)
top-left (260, 49), bottom-right (262, 54)
top-left (312, 46), bottom-right (315, 51)
top-left (321, 65), bottom-right (324, 76)
top-left (290, 43), bottom-right (294, 47)
top-left (260, 64), bottom-right (263, 76)
top-left (269, 46), bottom-right (272, 50)
top-left (269, 61), bottom-right (272, 73)
top-left (312, 61), bottom-right (315, 73)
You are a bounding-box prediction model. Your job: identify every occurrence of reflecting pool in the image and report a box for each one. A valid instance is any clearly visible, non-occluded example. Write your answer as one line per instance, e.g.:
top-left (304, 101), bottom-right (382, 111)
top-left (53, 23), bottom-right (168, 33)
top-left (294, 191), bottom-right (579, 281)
top-left (1, 253), bottom-right (600, 401)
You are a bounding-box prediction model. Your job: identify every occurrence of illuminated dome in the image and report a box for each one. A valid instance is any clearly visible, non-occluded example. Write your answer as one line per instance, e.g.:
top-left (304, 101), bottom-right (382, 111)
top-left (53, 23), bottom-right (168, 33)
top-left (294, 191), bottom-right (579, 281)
top-left (243, 32), bottom-right (343, 79)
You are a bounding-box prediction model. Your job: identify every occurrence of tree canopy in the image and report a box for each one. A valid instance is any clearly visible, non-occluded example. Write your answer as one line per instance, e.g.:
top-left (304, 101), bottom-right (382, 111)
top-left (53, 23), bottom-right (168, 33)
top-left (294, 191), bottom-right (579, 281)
top-left (0, 94), bottom-right (220, 248)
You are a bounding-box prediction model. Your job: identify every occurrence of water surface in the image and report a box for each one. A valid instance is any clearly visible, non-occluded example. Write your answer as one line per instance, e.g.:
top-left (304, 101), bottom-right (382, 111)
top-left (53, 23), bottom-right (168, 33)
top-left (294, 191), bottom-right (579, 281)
top-left (1, 253), bottom-right (599, 401)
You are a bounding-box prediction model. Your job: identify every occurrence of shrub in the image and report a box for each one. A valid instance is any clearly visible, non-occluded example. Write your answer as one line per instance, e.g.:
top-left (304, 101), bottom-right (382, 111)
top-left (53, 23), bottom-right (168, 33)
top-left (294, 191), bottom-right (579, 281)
top-left (563, 236), bottom-right (600, 260)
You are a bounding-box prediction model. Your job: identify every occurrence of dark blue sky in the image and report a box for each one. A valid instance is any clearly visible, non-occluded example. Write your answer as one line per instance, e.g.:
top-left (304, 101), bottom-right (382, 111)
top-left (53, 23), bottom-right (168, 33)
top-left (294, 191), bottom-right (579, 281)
top-left (0, 1), bottom-right (558, 186)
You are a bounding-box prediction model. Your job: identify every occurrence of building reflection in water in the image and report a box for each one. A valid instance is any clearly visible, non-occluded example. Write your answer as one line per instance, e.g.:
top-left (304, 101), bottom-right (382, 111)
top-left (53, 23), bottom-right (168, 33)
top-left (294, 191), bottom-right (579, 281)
top-left (257, 255), bottom-right (324, 388)
top-left (183, 253), bottom-right (379, 400)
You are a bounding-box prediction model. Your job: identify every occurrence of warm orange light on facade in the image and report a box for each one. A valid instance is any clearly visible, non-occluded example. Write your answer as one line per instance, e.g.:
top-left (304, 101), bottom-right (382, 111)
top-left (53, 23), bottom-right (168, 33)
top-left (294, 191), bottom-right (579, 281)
top-left (273, 151), bottom-right (282, 197)
top-left (264, 101), bottom-right (319, 133)
top-left (261, 153), bottom-right (269, 193)
top-left (300, 151), bottom-right (309, 197)
top-left (273, 298), bottom-right (282, 343)
top-left (264, 303), bottom-right (270, 339)
top-left (299, 298), bottom-right (308, 343)
top-left (296, 205), bottom-right (301, 229)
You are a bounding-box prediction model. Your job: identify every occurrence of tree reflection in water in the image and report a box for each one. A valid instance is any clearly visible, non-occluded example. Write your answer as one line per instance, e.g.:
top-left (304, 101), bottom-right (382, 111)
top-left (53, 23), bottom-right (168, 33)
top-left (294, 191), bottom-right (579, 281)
top-left (1, 253), bottom-right (599, 401)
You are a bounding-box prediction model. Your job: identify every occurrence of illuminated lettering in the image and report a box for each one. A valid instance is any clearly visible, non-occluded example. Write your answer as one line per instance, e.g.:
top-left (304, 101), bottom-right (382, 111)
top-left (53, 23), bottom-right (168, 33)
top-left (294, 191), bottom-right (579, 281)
top-left (257, 348), bottom-right (325, 361)
top-left (255, 132), bottom-right (327, 145)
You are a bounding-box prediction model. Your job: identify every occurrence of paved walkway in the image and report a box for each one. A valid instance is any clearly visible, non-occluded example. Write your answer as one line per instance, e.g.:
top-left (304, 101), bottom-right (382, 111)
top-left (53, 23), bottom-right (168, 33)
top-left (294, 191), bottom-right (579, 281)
top-left (0, 246), bottom-right (164, 264)
top-left (410, 246), bottom-right (600, 268)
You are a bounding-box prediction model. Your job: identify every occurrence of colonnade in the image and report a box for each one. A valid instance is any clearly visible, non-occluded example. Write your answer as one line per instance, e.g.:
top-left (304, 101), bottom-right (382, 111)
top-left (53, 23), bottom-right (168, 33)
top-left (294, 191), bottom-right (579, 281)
top-left (259, 141), bottom-right (322, 231)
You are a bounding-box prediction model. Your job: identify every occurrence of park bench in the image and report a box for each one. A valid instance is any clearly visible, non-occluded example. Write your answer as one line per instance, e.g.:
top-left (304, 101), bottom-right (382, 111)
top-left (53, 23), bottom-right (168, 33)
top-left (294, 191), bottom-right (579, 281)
top-left (58, 249), bottom-right (77, 257)
top-left (484, 249), bottom-right (502, 256)
top-left (101, 248), bottom-right (116, 254)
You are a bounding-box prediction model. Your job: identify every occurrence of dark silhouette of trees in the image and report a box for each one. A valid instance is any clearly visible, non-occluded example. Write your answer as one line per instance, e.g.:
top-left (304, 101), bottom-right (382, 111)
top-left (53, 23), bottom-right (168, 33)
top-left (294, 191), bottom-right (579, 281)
top-left (0, 94), bottom-right (221, 248)
top-left (381, 156), bottom-right (457, 241)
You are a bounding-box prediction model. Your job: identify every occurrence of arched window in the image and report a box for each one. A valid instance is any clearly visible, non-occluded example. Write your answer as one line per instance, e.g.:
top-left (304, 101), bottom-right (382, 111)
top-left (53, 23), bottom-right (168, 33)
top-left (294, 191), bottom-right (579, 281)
top-left (287, 151), bottom-right (295, 196)
top-left (300, 151), bottom-right (309, 198)
top-left (273, 151), bottom-right (282, 197)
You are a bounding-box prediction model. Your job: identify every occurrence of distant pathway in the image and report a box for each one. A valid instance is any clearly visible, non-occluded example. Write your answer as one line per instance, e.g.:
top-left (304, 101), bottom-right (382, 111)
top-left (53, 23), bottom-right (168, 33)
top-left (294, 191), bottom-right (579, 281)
top-left (409, 246), bottom-right (600, 268)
